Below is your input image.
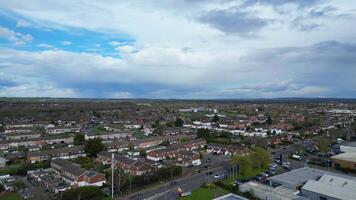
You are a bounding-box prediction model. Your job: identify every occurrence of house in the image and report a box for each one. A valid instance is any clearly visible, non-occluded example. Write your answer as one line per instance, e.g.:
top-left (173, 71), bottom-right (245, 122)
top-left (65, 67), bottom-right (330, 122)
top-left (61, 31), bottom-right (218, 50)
top-left (0, 156), bottom-right (8, 168)
top-left (4, 132), bottom-right (41, 140)
top-left (104, 141), bottom-right (129, 152)
top-left (269, 134), bottom-right (292, 146)
top-left (301, 174), bottom-right (356, 200)
top-left (176, 151), bottom-right (201, 167)
top-left (147, 139), bottom-right (206, 161)
top-left (85, 131), bottom-right (128, 140)
top-left (129, 135), bottom-right (187, 149)
top-left (207, 143), bottom-right (248, 156)
top-left (45, 124), bottom-right (81, 135)
top-left (51, 159), bottom-right (106, 187)
top-left (0, 135), bottom-right (74, 151)
top-left (27, 146), bottom-right (85, 163)
top-left (96, 152), bottom-right (152, 176)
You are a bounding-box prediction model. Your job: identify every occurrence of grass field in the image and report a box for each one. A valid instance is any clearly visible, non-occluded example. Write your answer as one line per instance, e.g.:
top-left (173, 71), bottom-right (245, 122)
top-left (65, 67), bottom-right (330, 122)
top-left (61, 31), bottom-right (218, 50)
top-left (180, 186), bottom-right (229, 200)
top-left (0, 192), bottom-right (23, 200)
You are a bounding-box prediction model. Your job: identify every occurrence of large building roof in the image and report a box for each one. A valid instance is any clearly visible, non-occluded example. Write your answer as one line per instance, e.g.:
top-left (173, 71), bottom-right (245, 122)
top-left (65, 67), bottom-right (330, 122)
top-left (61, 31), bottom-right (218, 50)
top-left (302, 174), bottom-right (356, 200)
top-left (213, 193), bottom-right (248, 200)
top-left (268, 167), bottom-right (355, 189)
top-left (331, 152), bottom-right (356, 162)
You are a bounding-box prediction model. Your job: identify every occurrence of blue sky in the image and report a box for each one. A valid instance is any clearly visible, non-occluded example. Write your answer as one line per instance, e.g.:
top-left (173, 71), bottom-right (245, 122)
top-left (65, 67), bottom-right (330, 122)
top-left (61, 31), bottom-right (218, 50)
top-left (0, 0), bottom-right (355, 99)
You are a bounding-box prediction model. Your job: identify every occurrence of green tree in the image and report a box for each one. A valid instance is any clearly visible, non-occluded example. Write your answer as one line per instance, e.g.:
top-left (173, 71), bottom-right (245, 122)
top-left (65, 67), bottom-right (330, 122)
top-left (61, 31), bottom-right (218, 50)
top-left (160, 140), bottom-right (170, 146)
top-left (139, 149), bottom-right (147, 157)
top-left (84, 138), bottom-right (105, 157)
top-left (212, 115), bottom-right (220, 123)
top-left (317, 138), bottom-right (330, 153)
top-left (197, 128), bottom-right (211, 139)
top-left (73, 134), bottom-right (85, 145)
top-left (231, 154), bottom-right (253, 176)
top-left (153, 124), bottom-right (163, 135)
top-left (175, 118), bottom-right (184, 127)
top-left (61, 186), bottom-right (104, 200)
top-left (266, 115), bottom-right (272, 125)
top-left (251, 147), bottom-right (271, 169)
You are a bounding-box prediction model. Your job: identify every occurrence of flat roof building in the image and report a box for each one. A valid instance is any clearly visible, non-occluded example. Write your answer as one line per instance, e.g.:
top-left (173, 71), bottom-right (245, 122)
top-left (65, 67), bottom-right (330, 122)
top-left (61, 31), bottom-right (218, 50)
top-left (268, 167), bottom-right (355, 190)
top-left (239, 181), bottom-right (307, 200)
top-left (331, 152), bottom-right (356, 171)
top-left (213, 193), bottom-right (248, 200)
top-left (301, 174), bottom-right (356, 200)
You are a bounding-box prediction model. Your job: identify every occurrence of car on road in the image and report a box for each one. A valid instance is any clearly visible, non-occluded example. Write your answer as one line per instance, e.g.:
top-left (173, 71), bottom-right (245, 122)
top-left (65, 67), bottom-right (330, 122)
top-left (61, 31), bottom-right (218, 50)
top-left (214, 174), bottom-right (225, 179)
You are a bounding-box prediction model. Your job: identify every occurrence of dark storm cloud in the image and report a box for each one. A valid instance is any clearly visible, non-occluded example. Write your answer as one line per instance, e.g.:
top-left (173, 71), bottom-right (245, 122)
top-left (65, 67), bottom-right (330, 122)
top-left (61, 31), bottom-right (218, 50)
top-left (198, 9), bottom-right (269, 36)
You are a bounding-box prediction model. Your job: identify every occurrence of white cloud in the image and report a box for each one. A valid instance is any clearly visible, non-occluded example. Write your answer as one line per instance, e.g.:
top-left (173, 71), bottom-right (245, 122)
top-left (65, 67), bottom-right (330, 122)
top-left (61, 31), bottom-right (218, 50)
top-left (0, 26), bottom-right (33, 45)
top-left (108, 41), bottom-right (126, 46)
top-left (115, 45), bottom-right (136, 54)
top-left (16, 19), bottom-right (31, 27)
top-left (61, 41), bottom-right (72, 45)
top-left (0, 82), bottom-right (77, 98)
top-left (37, 43), bottom-right (54, 49)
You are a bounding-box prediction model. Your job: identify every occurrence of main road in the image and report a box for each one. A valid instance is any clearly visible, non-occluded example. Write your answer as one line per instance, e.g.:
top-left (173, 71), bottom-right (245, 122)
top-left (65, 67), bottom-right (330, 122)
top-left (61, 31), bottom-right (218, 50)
top-left (120, 160), bottom-right (230, 200)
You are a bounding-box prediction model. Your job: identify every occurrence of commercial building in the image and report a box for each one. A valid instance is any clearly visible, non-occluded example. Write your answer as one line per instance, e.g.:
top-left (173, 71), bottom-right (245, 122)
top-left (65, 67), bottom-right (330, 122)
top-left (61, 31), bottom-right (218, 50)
top-left (239, 181), bottom-right (306, 200)
top-left (301, 174), bottom-right (356, 200)
top-left (213, 193), bottom-right (248, 200)
top-left (267, 167), bottom-right (353, 190)
top-left (331, 152), bottom-right (356, 171)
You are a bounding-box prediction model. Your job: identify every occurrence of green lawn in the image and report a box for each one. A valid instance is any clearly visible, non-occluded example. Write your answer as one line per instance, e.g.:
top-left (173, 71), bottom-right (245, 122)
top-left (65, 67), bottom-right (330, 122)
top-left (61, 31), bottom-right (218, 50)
top-left (0, 192), bottom-right (23, 200)
top-left (93, 127), bottom-right (106, 134)
top-left (180, 186), bottom-right (230, 200)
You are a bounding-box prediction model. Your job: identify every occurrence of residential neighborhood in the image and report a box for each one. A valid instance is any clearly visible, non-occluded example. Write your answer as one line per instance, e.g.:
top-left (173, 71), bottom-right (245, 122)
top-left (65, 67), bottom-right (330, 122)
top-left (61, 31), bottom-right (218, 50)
top-left (0, 99), bottom-right (355, 200)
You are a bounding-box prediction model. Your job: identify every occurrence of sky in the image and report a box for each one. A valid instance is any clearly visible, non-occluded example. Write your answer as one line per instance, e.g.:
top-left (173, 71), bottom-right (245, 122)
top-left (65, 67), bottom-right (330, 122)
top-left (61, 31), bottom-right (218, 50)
top-left (0, 0), bottom-right (355, 99)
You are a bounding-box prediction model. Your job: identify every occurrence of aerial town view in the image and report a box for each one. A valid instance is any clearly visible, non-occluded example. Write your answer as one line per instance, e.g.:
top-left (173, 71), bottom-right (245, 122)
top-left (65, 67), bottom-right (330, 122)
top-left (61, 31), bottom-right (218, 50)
top-left (0, 1), bottom-right (356, 200)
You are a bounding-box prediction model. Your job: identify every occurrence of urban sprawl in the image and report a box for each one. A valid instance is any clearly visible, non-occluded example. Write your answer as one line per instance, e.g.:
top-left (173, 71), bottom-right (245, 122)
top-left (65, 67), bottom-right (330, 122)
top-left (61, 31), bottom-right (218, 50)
top-left (0, 99), bottom-right (356, 200)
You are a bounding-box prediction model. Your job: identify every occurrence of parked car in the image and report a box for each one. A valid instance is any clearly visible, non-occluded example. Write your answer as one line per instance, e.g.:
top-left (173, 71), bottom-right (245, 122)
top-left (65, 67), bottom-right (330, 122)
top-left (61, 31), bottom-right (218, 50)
top-left (214, 174), bottom-right (225, 179)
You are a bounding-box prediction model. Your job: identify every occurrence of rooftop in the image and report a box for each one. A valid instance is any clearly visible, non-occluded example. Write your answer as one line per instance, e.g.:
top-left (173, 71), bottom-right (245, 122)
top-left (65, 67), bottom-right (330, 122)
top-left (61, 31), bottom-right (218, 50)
top-left (268, 167), bottom-right (355, 188)
top-left (302, 174), bottom-right (356, 200)
top-left (213, 193), bottom-right (248, 200)
top-left (331, 152), bottom-right (356, 162)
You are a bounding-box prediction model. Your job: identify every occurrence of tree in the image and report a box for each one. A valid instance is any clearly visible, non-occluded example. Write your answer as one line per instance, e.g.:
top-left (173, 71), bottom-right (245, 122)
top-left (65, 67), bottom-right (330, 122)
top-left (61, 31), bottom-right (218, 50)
top-left (153, 124), bottom-right (163, 135)
top-left (160, 140), bottom-right (170, 146)
top-left (231, 154), bottom-right (253, 176)
top-left (175, 118), bottom-right (184, 127)
top-left (317, 138), bottom-right (330, 153)
top-left (266, 115), bottom-right (272, 125)
top-left (251, 147), bottom-right (271, 169)
top-left (212, 115), bottom-right (220, 123)
top-left (84, 138), bottom-right (105, 157)
top-left (139, 149), bottom-right (147, 157)
top-left (197, 128), bottom-right (211, 139)
top-left (73, 134), bottom-right (85, 145)
top-left (61, 186), bottom-right (104, 200)
top-left (0, 184), bottom-right (5, 192)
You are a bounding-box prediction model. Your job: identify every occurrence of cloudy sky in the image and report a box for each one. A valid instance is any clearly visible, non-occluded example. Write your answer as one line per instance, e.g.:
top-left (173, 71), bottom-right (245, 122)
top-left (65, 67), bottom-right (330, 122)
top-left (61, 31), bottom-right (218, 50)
top-left (0, 0), bottom-right (355, 99)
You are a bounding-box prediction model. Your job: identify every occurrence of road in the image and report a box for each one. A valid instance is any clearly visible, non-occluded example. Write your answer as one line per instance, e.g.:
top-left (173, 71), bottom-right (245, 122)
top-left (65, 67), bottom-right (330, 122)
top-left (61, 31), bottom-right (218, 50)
top-left (122, 162), bottom-right (229, 200)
